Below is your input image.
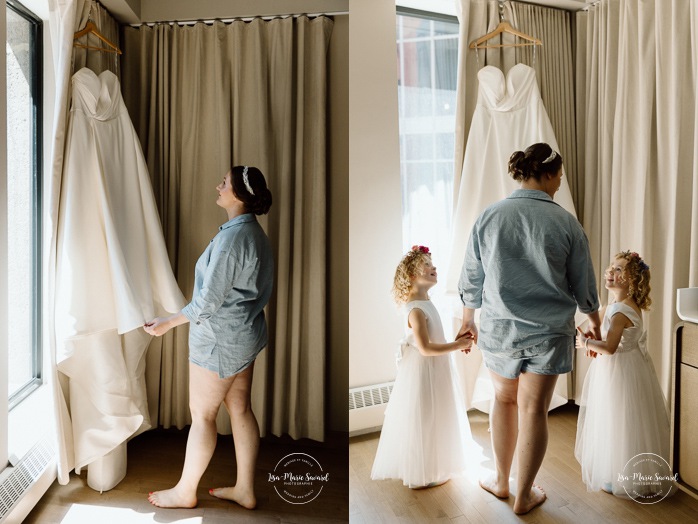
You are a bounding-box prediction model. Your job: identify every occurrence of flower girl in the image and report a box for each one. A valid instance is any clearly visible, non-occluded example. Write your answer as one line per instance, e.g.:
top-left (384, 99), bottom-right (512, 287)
top-left (371, 246), bottom-right (474, 488)
top-left (575, 251), bottom-right (671, 496)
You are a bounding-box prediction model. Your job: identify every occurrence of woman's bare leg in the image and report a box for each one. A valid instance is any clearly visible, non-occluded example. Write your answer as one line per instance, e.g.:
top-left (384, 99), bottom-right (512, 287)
top-left (512, 372), bottom-right (557, 514)
top-left (210, 363), bottom-right (258, 509)
top-left (148, 364), bottom-right (234, 508)
top-left (480, 371), bottom-right (519, 498)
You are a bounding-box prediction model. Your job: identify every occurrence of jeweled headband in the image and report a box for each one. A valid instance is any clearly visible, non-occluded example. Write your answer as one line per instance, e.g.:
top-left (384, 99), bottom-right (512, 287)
top-left (242, 166), bottom-right (255, 195)
top-left (542, 150), bottom-right (558, 164)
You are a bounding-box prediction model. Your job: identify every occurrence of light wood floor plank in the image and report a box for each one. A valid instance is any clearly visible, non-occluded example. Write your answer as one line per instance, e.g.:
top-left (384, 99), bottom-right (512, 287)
top-left (350, 403), bottom-right (698, 524)
top-left (26, 429), bottom-right (348, 523)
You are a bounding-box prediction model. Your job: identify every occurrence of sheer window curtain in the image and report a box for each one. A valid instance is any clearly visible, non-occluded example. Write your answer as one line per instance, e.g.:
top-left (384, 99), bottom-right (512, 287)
top-left (120, 17), bottom-right (332, 441)
top-left (576, 0), bottom-right (698, 400)
top-left (452, 0), bottom-right (577, 407)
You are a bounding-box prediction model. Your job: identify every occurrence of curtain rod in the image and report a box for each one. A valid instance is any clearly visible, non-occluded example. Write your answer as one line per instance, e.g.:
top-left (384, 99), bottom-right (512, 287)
top-left (129, 11), bottom-right (348, 27)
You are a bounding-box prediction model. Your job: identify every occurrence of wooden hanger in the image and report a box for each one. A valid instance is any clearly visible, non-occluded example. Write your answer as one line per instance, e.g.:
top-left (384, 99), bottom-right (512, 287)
top-left (469, 21), bottom-right (542, 49)
top-left (73, 20), bottom-right (122, 55)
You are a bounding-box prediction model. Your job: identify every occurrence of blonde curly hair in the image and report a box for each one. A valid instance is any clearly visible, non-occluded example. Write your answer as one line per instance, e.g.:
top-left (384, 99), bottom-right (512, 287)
top-left (392, 246), bottom-right (432, 304)
top-left (613, 250), bottom-right (652, 310)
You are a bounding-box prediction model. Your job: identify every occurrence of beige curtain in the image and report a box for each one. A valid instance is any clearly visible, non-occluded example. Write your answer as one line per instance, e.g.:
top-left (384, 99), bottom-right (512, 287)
top-left (452, 0), bottom-right (495, 206)
top-left (72, 0), bottom-right (120, 77)
top-left (576, 0), bottom-right (698, 400)
top-left (452, 0), bottom-right (578, 408)
top-left (509, 2), bottom-right (578, 214)
top-left (121, 16), bottom-right (332, 441)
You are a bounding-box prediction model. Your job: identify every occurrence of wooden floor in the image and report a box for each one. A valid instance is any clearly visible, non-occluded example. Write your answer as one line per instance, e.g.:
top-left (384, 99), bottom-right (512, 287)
top-left (350, 403), bottom-right (698, 523)
top-left (25, 429), bottom-right (349, 523)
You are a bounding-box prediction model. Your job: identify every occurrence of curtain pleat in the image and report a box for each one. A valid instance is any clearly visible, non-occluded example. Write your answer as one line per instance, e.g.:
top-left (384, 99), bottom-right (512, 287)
top-left (577, 0), bottom-right (698, 399)
top-left (452, 0), bottom-right (491, 207)
top-left (121, 16), bottom-right (332, 441)
top-left (510, 2), bottom-right (578, 212)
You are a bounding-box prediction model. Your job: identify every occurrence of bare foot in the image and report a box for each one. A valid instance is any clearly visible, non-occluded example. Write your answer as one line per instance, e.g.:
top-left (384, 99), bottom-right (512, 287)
top-left (478, 472), bottom-right (510, 499)
top-left (513, 484), bottom-right (546, 515)
top-left (209, 486), bottom-right (257, 509)
top-left (410, 479), bottom-right (449, 490)
top-left (148, 487), bottom-right (197, 508)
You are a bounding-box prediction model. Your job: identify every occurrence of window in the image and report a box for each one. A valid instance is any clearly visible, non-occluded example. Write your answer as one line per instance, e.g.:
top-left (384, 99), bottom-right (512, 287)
top-left (396, 9), bottom-right (458, 297)
top-left (7, 0), bottom-right (42, 408)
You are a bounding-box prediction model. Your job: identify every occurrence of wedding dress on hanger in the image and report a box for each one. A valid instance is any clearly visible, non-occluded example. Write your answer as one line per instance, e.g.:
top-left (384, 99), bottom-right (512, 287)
top-left (447, 63), bottom-right (577, 412)
top-left (54, 67), bottom-right (185, 487)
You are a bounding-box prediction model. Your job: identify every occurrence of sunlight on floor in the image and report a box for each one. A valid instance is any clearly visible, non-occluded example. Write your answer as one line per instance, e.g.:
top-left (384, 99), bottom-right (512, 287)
top-left (461, 440), bottom-right (489, 484)
top-left (60, 504), bottom-right (203, 524)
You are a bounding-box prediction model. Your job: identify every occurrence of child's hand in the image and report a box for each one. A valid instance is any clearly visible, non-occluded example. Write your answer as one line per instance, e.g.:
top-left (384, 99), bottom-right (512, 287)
top-left (576, 328), bottom-right (598, 358)
top-left (456, 332), bottom-right (473, 354)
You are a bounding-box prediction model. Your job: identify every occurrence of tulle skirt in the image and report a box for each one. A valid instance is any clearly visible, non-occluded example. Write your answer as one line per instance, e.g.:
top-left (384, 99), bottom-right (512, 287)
top-left (575, 348), bottom-right (671, 497)
top-left (371, 347), bottom-right (473, 488)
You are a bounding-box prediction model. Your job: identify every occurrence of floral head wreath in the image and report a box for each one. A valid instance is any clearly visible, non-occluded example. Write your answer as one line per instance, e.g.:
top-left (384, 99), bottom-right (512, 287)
top-left (623, 250), bottom-right (650, 271)
top-left (411, 245), bottom-right (430, 256)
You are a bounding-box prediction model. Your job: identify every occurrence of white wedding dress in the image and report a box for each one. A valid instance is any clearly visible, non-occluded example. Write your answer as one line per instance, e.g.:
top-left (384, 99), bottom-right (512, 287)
top-left (447, 64), bottom-right (577, 412)
top-left (54, 67), bottom-right (185, 483)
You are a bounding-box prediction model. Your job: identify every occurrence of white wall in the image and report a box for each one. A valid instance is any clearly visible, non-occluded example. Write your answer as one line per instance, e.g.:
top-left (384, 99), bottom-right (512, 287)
top-left (349, 0), bottom-right (404, 388)
top-left (0, 0), bottom-right (9, 472)
top-left (138, 0), bottom-right (347, 22)
top-left (396, 0), bottom-right (457, 16)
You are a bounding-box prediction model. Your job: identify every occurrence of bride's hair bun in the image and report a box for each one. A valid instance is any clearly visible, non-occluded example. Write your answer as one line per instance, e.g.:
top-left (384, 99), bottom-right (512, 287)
top-left (508, 143), bottom-right (562, 182)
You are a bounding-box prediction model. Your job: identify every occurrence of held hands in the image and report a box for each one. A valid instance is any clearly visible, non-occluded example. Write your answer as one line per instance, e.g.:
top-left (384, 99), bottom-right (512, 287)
top-left (576, 327), bottom-right (598, 358)
top-left (456, 318), bottom-right (478, 344)
top-left (456, 332), bottom-right (474, 354)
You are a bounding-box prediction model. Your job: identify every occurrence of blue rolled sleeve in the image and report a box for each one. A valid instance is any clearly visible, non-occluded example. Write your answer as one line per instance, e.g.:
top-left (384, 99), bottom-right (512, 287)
top-left (181, 246), bottom-right (239, 325)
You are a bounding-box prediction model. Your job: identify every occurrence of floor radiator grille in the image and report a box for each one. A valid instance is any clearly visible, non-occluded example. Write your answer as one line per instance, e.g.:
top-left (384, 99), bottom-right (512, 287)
top-left (0, 438), bottom-right (53, 521)
top-left (349, 382), bottom-right (394, 410)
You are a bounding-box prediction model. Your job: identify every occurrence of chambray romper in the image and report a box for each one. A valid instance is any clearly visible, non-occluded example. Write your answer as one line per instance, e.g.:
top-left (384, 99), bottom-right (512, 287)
top-left (181, 213), bottom-right (274, 378)
top-left (458, 189), bottom-right (599, 378)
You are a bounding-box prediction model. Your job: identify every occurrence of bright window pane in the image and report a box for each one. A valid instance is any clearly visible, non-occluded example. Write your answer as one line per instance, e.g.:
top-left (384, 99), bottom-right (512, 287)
top-left (397, 11), bottom-right (458, 298)
top-left (7, 0), bottom-right (41, 403)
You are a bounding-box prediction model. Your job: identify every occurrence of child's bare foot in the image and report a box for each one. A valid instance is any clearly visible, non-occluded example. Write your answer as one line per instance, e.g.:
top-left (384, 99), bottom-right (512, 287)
top-left (513, 484), bottom-right (546, 514)
top-left (147, 487), bottom-right (197, 508)
top-left (209, 486), bottom-right (257, 509)
top-left (478, 472), bottom-right (510, 498)
top-left (410, 479), bottom-right (449, 490)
